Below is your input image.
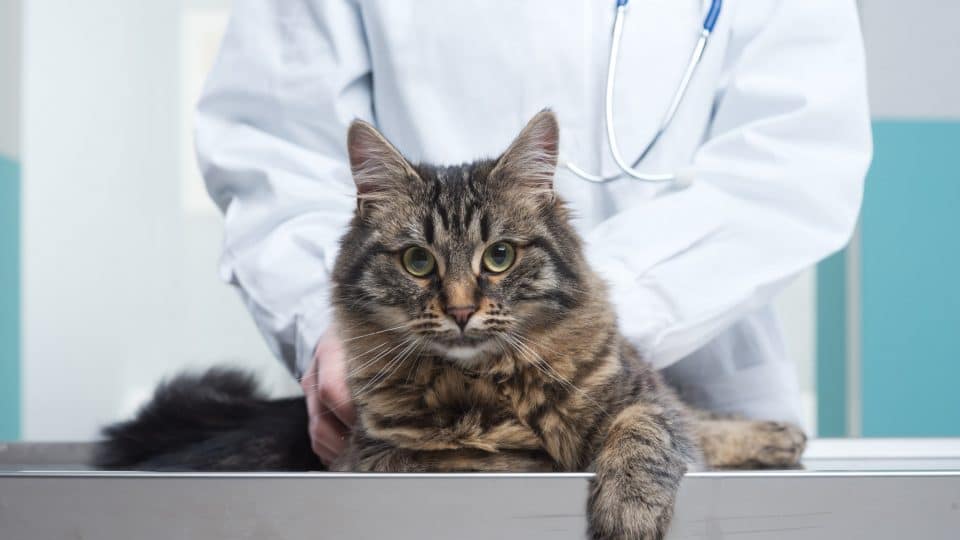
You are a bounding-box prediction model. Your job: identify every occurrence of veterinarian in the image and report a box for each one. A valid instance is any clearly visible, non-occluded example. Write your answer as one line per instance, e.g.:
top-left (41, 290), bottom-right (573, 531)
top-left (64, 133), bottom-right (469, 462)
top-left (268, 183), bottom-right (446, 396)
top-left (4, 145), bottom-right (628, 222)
top-left (195, 0), bottom-right (871, 465)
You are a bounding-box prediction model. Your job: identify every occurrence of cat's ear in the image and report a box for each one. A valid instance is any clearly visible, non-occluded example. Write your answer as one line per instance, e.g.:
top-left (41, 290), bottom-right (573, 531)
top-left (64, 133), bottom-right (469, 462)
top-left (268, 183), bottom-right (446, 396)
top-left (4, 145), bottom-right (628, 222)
top-left (347, 120), bottom-right (418, 216)
top-left (490, 110), bottom-right (559, 199)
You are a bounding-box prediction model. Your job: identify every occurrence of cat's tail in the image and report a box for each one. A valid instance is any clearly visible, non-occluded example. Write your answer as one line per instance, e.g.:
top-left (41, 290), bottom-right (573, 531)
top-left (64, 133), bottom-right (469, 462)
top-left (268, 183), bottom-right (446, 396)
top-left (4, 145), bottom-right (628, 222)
top-left (92, 367), bottom-right (322, 471)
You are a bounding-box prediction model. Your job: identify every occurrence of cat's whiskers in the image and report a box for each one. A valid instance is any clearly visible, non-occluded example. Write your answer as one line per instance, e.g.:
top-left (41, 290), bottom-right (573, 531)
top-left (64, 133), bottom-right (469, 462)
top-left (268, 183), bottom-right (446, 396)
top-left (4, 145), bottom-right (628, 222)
top-left (340, 322), bottom-right (412, 343)
top-left (343, 339), bottom-right (412, 380)
top-left (350, 336), bottom-right (419, 402)
top-left (505, 333), bottom-right (609, 418)
top-left (491, 336), bottom-right (521, 375)
top-left (308, 335), bottom-right (428, 420)
top-left (511, 334), bottom-right (575, 384)
top-left (348, 338), bottom-right (412, 383)
top-left (305, 336), bottom-right (412, 391)
top-left (308, 339), bottom-right (412, 418)
top-left (389, 338), bottom-right (422, 382)
top-left (299, 341), bottom-right (391, 389)
top-left (304, 337), bottom-right (410, 394)
top-left (405, 337), bottom-right (431, 384)
top-left (355, 336), bottom-right (416, 388)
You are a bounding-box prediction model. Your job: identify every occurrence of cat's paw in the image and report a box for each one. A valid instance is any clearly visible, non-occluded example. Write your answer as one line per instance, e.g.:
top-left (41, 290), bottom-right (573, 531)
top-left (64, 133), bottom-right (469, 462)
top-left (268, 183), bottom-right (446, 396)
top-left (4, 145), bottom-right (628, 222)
top-left (587, 478), bottom-right (672, 540)
top-left (746, 421), bottom-right (807, 468)
top-left (697, 417), bottom-right (808, 470)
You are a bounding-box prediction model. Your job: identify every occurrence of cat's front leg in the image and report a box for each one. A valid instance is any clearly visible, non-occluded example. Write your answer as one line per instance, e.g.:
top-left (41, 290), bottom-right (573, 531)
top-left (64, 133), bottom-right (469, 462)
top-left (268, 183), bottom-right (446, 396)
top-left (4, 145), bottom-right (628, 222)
top-left (336, 442), bottom-right (557, 473)
top-left (588, 403), bottom-right (695, 540)
top-left (329, 432), bottom-right (428, 473)
top-left (691, 411), bottom-right (807, 469)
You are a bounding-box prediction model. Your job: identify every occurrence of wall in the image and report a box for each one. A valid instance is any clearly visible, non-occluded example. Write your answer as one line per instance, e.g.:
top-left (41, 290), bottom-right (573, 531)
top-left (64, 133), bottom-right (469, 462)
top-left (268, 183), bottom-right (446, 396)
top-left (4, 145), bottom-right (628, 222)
top-left (0, 0), bottom-right (22, 441)
top-left (861, 121), bottom-right (960, 436)
top-left (0, 157), bottom-right (19, 441)
top-left (20, 0), bottom-right (296, 441)
top-left (816, 0), bottom-right (960, 436)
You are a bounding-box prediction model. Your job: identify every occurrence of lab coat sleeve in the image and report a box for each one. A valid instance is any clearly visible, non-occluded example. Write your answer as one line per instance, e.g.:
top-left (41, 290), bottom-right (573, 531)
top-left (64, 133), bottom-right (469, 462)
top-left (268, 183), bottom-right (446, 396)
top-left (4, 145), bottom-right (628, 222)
top-left (584, 0), bottom-right (872, 369)
top-left (195, 0), bottom-right (371, 376)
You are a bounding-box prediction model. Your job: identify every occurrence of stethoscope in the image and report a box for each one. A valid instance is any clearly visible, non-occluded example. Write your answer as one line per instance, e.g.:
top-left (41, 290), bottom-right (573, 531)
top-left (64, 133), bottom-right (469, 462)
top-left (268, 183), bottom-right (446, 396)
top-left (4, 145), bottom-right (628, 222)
top-left (564, 0), bottom-right (722, 186)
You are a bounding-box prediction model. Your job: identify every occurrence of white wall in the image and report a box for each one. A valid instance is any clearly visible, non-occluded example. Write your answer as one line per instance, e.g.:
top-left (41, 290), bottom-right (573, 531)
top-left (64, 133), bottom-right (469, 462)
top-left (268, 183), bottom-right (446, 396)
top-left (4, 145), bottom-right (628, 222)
top-left (861, 0), bottom-right (960, 119)
top-left (0, 0), bottom-right (21, 157)
top-left (21, 0), bottom-right (297, 441)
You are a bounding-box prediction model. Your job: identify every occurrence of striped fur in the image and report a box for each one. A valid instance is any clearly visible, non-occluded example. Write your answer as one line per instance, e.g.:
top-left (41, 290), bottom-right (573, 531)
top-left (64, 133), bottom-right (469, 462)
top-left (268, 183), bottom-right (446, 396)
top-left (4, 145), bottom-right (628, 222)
top-left (95, 111), bottom-right (805, 540)
top-left (333, 111), bottom-right (806, 539)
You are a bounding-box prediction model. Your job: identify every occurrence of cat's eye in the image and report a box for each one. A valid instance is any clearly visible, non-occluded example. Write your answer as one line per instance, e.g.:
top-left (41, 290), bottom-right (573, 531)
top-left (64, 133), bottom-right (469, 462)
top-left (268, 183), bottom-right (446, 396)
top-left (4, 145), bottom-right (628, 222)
top-left (482, 242), bottom-right (516, 274)
top-left (402, 246), bottom-right (436, 277)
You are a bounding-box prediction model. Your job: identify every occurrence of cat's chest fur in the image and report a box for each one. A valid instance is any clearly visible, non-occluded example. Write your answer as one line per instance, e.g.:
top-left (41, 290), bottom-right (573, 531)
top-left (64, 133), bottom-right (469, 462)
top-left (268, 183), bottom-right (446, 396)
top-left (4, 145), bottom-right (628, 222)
top-left (355, 355), bottom-right (588, 466)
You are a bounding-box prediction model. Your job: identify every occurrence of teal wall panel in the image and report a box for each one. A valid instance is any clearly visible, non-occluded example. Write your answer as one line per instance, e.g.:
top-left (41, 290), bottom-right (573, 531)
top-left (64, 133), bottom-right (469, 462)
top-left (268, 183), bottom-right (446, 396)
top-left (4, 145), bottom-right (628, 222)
top-left (816, 251), bottom-right (847, 437)
top-left (0, 155), bottom-right (19, 441)
top-left (861, 121), bottom-right (960, 436)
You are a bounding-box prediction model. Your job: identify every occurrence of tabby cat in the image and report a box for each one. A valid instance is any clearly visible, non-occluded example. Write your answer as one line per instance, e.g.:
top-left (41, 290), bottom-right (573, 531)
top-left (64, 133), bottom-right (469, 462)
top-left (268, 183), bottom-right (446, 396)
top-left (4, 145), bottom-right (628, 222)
top-left (96, 111), bottom-right (806, 539)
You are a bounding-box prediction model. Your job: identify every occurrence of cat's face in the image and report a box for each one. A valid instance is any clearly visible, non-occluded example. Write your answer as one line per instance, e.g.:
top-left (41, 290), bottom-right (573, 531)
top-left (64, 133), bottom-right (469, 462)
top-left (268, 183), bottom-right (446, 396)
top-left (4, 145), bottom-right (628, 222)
top-left (333, 111), bottom-right (587, 365)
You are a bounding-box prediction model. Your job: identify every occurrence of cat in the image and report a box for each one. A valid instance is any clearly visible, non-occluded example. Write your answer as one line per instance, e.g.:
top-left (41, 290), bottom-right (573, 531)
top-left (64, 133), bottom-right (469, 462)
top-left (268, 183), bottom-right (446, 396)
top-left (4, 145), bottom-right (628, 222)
top-left (95, 111), bottom-right (806, 539)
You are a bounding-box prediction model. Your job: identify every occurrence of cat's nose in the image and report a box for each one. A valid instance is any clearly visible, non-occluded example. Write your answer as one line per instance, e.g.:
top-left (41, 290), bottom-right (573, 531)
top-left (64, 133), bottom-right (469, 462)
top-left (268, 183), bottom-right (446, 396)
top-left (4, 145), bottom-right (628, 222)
top-left (446, 305), bottom-right (476, 331)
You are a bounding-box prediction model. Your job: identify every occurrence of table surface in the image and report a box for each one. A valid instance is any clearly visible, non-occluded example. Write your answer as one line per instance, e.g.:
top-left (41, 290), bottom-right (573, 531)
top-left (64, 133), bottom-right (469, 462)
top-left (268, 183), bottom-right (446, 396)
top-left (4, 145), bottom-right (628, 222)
top-left (2, 439), bottom-right (959, 540)
top-left (4, 437), bottom-right (960, 474)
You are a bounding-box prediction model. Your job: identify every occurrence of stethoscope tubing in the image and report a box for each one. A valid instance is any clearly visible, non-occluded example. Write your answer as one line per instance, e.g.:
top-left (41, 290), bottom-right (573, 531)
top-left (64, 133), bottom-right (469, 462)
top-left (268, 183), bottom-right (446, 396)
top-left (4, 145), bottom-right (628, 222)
top-left (564, 0), bottom-right (721, 185)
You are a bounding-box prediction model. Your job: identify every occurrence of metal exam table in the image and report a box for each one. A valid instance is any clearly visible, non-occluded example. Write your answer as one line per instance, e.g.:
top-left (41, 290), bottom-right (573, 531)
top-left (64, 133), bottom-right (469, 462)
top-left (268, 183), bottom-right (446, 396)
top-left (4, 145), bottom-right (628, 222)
top-left (2, 439), bottom-right (959, 539)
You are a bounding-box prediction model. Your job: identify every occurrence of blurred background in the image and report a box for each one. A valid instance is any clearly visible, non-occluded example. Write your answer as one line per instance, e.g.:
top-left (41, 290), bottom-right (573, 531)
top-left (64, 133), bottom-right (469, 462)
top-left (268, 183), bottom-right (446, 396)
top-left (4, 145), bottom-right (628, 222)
top-left (1, 0), bottom-right (958, 442)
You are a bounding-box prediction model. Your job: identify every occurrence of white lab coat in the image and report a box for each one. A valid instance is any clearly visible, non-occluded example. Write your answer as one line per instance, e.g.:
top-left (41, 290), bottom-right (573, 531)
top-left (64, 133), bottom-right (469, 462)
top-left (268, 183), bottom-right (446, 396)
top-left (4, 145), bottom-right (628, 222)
top-left (195, 0), bottom-right (872, 425)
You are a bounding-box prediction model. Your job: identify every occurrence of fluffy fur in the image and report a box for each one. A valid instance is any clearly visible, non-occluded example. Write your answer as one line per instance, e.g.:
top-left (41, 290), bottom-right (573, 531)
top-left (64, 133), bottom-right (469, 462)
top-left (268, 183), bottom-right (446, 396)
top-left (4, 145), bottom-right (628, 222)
top-left (95, 111), bottom-right (805, 539)
top-left (94, 369), bottom-right (319, 471)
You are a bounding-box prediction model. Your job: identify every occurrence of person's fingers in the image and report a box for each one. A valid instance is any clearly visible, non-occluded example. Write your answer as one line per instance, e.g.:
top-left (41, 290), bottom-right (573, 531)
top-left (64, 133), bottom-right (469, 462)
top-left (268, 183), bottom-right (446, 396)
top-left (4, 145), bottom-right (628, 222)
top-left (316, 330), bottom-right (357, 427)
top-left (318, 369), bottom-right (356, 427)
top-left (303, 325), bottom-right (356, 464)
top-left (302, 353), bottom-right (334, 461)
top-left (309, 428), bottom-right (337, 464)
top-left (309, 412), bottom-right (348, 464)
top-left (300, 362), bottom-right (321, 419)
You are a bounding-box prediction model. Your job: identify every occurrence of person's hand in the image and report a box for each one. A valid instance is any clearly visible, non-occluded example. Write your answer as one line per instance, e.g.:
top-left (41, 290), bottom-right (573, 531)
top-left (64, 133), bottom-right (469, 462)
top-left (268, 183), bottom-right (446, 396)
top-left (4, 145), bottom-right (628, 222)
top-left (300, 326), bottom-right (356, 465)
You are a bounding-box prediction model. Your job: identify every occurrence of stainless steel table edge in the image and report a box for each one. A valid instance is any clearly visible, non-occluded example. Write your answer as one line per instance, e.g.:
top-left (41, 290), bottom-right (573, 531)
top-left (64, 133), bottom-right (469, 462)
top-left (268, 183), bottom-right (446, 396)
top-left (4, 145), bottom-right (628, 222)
top-left (4, 469), bottom-right (960, 478)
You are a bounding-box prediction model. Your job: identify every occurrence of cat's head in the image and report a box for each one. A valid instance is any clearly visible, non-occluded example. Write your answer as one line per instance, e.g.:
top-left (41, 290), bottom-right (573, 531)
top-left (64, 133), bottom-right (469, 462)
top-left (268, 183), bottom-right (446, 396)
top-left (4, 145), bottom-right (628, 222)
top-left (333, 111), bottom-right (593, 365)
